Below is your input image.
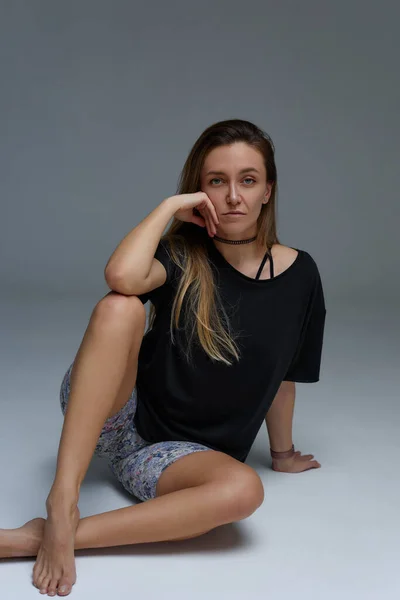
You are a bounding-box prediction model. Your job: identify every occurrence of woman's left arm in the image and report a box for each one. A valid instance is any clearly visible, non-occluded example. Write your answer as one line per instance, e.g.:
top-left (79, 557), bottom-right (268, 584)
top-left (265, 381), bottom-right (321, 472)
top-left (265, 381), bottom-right (295, 452)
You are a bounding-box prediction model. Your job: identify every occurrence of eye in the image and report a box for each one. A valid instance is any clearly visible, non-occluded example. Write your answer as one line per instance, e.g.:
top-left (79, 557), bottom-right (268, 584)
top-left (209, 177), bottom-right (256, 185)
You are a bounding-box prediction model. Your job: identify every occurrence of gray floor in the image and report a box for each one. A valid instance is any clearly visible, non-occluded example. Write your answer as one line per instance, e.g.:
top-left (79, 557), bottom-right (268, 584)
top-left (1, 294), bottom-right (399, 599)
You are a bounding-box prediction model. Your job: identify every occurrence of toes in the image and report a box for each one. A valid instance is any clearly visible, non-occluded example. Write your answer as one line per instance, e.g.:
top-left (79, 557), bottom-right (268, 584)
top-left (48, 579), bottom-right (58, 596)
top-left (34, 565), bottom-right (44, 589)
top-left (39, 575), bottom-right (51, 594)
top-left (57, 584), bottom-right (72, 596)
top-left (57, 574), bottom-right (74, 596)
top-left (36, 566), bottom-right (48, 591)
top-left (33, 555), bottom-right (43, 586)
top-left (36, 560), bottom-right (52, 592)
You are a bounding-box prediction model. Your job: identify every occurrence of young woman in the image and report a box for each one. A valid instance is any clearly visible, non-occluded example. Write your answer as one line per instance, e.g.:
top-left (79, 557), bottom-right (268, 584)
top-left (0, 119), bottom-right (326, 596)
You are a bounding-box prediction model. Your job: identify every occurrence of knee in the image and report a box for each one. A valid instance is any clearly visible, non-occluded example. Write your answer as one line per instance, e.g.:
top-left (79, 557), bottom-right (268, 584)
top-left (93, 292), bottom-right (147, 326)
top-left (218, 468), bottom-right (265, 522)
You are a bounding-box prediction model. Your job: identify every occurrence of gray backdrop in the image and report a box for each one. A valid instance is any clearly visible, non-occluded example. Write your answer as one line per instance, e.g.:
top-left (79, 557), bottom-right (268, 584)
top-left (2, 1), bottom-right (398, 305)
top-left (1, 2), bottom-right (399, 599)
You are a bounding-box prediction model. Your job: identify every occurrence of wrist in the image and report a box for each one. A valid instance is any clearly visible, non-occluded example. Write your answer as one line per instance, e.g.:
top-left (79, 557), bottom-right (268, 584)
top-left (162, 195), bottom-right (181, 214)
top-left (270, 444), bottom-right (295, 459)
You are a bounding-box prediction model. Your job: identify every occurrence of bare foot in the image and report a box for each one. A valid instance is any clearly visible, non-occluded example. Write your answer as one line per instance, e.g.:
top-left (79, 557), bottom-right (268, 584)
top-left (0, 518), bottom-right (45, 558)
top-left (32, 504), bottom-right (80, 597)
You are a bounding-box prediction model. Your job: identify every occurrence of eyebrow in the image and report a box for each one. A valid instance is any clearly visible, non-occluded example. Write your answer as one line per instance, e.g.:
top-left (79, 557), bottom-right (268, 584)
top-left (206, 168), bottom-right (260, 176)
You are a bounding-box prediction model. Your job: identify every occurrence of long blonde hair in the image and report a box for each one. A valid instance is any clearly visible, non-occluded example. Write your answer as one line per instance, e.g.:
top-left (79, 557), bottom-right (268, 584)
top-left (147, 119), bottom-right (280, 366)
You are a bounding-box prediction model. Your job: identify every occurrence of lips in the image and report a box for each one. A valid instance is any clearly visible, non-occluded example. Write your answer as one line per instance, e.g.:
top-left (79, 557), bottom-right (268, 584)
top-left (225, 212), bottom-right (244, 215)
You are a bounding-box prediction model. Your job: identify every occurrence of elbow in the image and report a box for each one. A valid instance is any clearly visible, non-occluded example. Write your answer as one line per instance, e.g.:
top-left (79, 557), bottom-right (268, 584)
top-left (104, 269), bottom-right (134, 296)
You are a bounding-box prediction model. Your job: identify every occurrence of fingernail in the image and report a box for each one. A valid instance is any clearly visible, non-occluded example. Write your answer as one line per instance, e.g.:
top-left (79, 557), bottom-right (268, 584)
top-left (58, 586), bottom-right (68, 594)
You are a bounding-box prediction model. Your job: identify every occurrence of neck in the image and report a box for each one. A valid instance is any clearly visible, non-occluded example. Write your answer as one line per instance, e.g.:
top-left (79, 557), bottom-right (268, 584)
top-left (213, 234), bottom-right (257, 245)
top-left (210, 230), bottom-right (265, 263)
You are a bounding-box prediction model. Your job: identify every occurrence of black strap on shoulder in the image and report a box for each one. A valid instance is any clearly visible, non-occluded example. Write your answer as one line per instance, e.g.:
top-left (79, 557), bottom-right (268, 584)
top-left (256, 248), bottom-right (274, 280)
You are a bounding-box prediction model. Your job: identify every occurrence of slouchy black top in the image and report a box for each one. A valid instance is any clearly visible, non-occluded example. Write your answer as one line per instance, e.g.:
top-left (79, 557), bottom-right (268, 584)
top-left (135, 233), bottom-right (326, 463)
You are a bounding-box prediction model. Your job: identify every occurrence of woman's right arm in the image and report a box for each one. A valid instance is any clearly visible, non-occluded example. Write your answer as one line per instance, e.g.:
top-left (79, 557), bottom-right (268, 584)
top-left (104, 196), bottom-right (181, 296)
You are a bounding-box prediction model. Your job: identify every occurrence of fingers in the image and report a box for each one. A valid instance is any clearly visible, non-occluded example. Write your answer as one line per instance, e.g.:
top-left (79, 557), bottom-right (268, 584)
top-left (207, 199), bottom-right (220, 228)
top-left (272, 454), bottom-right (322, 473)
top-left (304, 462), bottom-right (321, 471)
top-left (198, 208), bottom-right (214, 237)
top-left (293, 461), bottom-right (321, 473)
top-left (204, 210), bottom-right (214, 236)
top-left (192, 197), bottom-right (218, 236)
top-left (296, 454), bottom-right (321, 469)
top-left (200, 200), bottom-right (219, 237)
top-left (301, 459), bottom-right (321, 470)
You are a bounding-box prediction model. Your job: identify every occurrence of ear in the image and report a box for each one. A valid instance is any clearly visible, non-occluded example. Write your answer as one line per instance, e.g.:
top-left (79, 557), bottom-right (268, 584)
top-left (263, 182), bottom-right (274, 203)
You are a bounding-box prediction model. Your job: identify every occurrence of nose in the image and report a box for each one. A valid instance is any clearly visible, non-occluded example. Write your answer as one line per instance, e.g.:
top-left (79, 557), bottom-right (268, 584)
top-left (228, 181), bottom-right (240, 203)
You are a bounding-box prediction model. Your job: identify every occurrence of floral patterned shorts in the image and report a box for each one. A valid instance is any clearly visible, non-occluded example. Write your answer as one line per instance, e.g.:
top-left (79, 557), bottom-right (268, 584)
top-left (59, 363), bottom-right (211, 502)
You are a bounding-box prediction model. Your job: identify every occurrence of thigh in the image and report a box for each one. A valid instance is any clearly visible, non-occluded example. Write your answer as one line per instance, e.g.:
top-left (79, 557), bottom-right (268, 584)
top-left (155, 448), bottom-right (253, 497)
top-left (110, 440), bottom-right (212, 503)
top-left (59, 362), bottom-right (145, 460)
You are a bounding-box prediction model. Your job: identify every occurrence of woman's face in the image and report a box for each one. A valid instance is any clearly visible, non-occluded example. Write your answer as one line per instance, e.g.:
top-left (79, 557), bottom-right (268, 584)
top-left (199, 142), bottom-right (272, 233)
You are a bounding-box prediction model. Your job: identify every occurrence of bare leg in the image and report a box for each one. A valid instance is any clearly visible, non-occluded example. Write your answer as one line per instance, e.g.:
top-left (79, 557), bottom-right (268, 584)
top-left (1, 450), bottom-right (264, 555)
top-left (32, 292), bottom-right (147, 596)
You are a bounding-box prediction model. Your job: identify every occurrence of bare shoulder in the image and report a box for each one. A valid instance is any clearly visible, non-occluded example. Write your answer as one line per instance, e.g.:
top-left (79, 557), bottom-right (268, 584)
top-left (270, 244), bottom-right (299, 276)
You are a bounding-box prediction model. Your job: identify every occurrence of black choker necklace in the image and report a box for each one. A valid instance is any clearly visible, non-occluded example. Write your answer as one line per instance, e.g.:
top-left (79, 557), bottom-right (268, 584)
top-left (213, 234), bottom-right (257, 245)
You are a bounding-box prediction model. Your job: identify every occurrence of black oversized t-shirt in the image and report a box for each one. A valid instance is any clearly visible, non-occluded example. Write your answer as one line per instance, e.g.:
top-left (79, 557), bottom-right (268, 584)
top-left (134, 233), bottom-right (326, 463)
